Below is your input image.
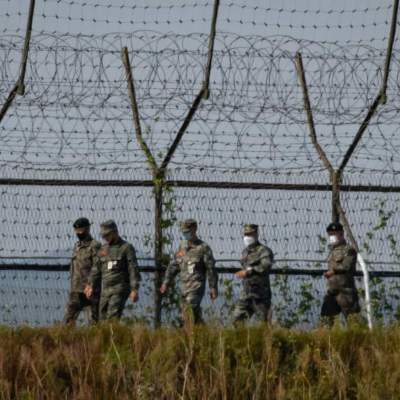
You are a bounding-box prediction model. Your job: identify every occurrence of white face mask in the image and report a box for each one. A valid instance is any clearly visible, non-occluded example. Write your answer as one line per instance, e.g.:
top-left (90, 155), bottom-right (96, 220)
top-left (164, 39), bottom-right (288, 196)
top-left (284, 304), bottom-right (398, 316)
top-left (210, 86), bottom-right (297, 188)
top-left (243, 236), bottom-right (256, 247)
top-left (328, 235), bottom-right (339, 245)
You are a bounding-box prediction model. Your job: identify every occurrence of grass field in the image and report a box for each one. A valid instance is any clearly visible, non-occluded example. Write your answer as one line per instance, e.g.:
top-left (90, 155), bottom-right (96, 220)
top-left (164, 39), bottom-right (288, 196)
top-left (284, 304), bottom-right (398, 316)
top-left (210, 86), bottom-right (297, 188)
top-left (0, 322), bottom-right (399, 399)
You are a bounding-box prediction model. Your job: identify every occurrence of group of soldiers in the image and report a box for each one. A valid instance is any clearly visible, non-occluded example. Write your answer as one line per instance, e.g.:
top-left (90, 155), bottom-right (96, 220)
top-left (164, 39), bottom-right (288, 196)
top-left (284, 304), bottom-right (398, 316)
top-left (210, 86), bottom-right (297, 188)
top-left (64, 217), bottom-right (361, 326)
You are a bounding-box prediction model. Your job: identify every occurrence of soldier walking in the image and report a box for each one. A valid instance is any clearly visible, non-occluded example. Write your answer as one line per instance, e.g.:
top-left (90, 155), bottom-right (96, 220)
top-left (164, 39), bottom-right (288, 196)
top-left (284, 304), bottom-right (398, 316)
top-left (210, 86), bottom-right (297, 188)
top-left (84, 220), bottom-right (141, 321)
top-left (64, 217), bottom-right (101, 325)
top-left (321, 222), bottom-right (360, 326)
top-left (160, 219), bottom-right (218, 325)
top-left (233, 224), bottom-right (274, 324)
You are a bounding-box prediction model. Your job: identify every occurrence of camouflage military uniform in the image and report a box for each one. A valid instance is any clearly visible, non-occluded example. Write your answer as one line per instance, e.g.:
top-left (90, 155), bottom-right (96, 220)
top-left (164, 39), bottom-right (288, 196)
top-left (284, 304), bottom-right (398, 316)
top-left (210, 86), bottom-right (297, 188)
top-left (90, 238), bottom-right (141, 320)
top-left (233, 241), bottom-right (274, 323)
top-left (64, 235), bottom-right (101, 324)
top-left (163, 238), bottom-right (218, 324)
top-left (321, 241), bottom-right (360, 318)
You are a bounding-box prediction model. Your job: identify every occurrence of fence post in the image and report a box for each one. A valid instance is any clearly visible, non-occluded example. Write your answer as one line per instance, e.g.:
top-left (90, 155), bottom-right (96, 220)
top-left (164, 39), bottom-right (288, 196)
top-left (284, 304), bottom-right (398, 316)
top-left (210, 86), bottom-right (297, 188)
top-left (331, 170), bottom-right (340, 224)
top-left (295, 51), bottom-right (376, 328)
top-left (153, 180), bottom-right (164, 327)
top-left (381, 0), bottom-right (399, 104)
top-left (17, 0), bottom-right (36, 95)
top-left (202, 0), bottom-right (220, 100)
top-left (334, 0), bottom-right (399, 329)
top-left (0, 0), bottom-right (36, 123)
top-left (123, 21), bottom-right (216, 325)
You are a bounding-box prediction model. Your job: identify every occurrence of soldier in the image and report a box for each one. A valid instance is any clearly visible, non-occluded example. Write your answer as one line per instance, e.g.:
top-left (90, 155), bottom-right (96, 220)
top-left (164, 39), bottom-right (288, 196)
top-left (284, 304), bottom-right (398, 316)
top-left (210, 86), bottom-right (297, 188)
top-left (160, 219), bottom-right (218, 325)
top-left (321, 222), bottom-right (360, 326)
top-left (64, 217), bottom-right (101, 325)
top-left (233, 224), bottom-right (274, 324)
top-left (84, 220), bottom-right (141, 321)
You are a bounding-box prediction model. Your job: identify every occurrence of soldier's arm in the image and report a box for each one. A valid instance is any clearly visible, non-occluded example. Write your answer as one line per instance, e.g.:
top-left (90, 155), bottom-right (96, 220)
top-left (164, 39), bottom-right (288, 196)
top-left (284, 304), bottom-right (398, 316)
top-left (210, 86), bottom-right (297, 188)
top-left (91, 241), bottom-right (101, 263)
top-left (69, 244), bottom-right (77, 278)
top-left (204, 246), bottom-right (218, 293)
top-left (162, 253), bottom-right (180, 288)
top-left (89, 242), bottom-right (102, 284)
top-left (332, 247), bottom-right (357, 273)
top-left (126, 244), bottom-right (141, 291)
top-left (88, 250), bottom-right (102, 288)
top-left (245, 248), bottom-right (274, 275)
top-left (69, 255), bottom-right (74, 280)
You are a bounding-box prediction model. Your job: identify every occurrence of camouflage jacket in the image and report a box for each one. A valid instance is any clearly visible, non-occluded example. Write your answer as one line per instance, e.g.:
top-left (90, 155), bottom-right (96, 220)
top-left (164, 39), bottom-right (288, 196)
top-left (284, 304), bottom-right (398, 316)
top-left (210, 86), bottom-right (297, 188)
top-left (70, 236), bottom-right (101, 293)
top-left (89, 238), bottom-right (141, 294)
top-left (240, 242), bottom-right (274, 300)
top-left (326, 241), bottom-right (357, 293)
top-left (163, 238), bottom-right (218, 297)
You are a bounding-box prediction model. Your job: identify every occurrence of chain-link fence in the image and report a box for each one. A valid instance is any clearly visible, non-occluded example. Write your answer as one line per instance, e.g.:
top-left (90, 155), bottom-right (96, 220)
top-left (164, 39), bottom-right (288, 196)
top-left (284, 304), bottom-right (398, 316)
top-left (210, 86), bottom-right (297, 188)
top-left (1, 0), bottom-right (400, 327)
top-left (1, 261), bottom-right (399, 327)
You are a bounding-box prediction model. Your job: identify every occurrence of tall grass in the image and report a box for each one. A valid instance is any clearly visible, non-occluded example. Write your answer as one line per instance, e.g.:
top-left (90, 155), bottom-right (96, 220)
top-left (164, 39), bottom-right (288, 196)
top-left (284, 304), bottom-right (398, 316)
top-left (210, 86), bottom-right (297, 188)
top-left (0, 323), bottom-right (399, 399)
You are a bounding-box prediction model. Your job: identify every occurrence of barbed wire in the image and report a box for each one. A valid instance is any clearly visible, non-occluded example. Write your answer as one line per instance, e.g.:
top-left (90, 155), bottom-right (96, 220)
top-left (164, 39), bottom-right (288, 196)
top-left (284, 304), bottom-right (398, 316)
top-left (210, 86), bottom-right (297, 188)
top-left (0, 0), bottom-right (399, 327)
top-left (1, 31), bottom-right (400, 182)
top-left (0, 0), bottom-right (395, 44)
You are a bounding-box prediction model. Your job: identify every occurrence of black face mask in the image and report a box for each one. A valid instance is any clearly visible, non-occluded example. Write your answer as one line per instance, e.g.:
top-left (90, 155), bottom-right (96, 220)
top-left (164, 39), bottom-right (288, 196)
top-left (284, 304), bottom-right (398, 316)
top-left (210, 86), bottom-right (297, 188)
top-left (76, 232), bottom-right (88, 241)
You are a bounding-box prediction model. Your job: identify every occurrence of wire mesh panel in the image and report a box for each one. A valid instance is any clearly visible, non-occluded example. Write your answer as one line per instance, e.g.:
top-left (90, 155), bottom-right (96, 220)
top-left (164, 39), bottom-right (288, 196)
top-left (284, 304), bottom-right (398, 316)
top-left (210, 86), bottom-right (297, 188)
top-left (1, 264), bottom-right (398, 328)
top-left (0, 0), bottom-right (400, 327)
top-left (0, 269), bottom-right (155, 326)
top-left (169, 186), bottom-right (400, 263)
top-left (0, 185), bottom-right (154, 258)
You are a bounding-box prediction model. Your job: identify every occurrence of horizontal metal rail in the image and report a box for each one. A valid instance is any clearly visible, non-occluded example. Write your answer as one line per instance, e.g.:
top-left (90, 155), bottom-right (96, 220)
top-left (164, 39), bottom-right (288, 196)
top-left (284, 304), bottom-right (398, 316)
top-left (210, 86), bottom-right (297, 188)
top-left (1, 178), bottom-right (400, 193)
top-left (0, 263), bottom-right (399, 278)
top-left (0, 256), bottom-right (398, 266)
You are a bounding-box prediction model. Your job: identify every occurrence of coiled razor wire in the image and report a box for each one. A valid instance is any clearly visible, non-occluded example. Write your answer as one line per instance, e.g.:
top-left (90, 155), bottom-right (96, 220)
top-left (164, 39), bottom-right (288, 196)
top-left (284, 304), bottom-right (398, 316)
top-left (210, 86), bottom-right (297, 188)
top-left (0, 0), bottom-right (399, 327)
top-left (0, 32), bottom-right (400, 183)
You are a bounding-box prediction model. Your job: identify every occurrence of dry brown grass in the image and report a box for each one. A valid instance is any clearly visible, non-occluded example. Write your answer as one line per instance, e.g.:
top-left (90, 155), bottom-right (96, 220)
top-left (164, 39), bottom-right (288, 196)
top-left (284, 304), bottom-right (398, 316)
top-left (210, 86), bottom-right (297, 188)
top-left (0, 322), bottom-right (399, 399)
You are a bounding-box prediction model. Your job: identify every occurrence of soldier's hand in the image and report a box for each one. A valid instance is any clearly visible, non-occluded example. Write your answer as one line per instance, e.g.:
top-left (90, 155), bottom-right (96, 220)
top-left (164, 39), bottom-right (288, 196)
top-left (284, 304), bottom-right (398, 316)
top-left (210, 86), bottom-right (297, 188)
top-left (160, 283), bottom-right (168, 294)
top-left (84, 285), bottom-right (93, 298)
top-left (235, 270), bottom-right (247, 279)
top-left (209, 288), bottom-right (218, 301)
top-left (324, 271), bottom-right (334, 278)
top-left (129, 290), bottom-right (139, 303)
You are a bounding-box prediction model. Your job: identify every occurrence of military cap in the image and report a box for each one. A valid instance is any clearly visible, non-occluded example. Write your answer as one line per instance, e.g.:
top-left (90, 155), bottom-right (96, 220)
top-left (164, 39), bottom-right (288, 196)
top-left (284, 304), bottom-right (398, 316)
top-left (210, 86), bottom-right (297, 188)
top-left (100, 220), bottom-right (118, 235)
top-left (244, 224), bottom-right (258, 235)
top-left (73, 217), bottom-right (91, 229)
top-left (326, 222), bottom-right (343, 233)
top-left (180, 219), bottom-right (197, 232)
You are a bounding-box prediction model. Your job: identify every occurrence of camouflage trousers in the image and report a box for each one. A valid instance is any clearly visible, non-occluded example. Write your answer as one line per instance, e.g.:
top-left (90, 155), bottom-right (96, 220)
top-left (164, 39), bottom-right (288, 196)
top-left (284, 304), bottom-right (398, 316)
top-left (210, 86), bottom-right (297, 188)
top-left (233, 296), bottom-right (271, 324)
top-left (99, 289), bottom-right (129, 321)
top-left (321, 288), bottom-right (360, 319)
top-left (180, 291), bottom-right (204, 325)
top-left (64, 291), bottom-right (99, 325)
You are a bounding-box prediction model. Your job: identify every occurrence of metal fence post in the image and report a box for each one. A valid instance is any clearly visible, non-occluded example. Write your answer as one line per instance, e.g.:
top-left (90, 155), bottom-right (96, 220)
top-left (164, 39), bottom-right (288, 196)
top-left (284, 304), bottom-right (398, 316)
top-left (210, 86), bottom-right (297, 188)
top-left (0, 0), bottom-right (36, 123)
top-left (153, 181), bottom-right (164, 327)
